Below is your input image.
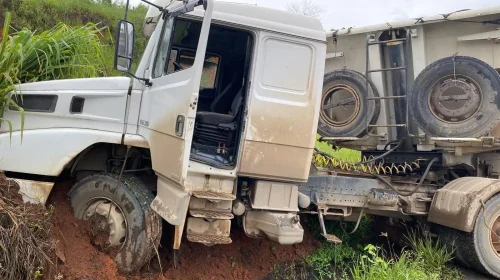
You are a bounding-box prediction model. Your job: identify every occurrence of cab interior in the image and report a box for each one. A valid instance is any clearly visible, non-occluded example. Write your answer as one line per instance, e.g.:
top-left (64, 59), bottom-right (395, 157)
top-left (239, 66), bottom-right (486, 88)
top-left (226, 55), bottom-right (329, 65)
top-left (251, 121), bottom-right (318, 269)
top-left (167, 18), bottom-right (253, 168)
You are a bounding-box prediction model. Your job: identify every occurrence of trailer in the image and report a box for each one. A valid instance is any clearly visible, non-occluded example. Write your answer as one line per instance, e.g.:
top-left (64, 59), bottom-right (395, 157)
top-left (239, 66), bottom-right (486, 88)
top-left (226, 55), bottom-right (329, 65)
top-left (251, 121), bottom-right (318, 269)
top-left (307, 6), bottom-right (500, 277)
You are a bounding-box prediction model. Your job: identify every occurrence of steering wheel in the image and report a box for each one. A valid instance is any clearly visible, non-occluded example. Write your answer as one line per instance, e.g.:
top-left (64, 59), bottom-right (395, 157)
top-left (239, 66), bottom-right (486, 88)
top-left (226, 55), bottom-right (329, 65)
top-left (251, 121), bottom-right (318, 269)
top-left (173, 61), bottom-right (184, 71)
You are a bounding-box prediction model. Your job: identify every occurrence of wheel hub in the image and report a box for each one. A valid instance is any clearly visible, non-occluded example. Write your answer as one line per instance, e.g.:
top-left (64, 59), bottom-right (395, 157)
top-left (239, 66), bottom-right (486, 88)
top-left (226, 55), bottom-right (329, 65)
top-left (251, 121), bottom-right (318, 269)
top-left (428, 75), bottom-right (481, 123)
top-left (85, 199), bottom-right (127, 247)
top-left (490, 214), bottom-right (500, 257)
top-left (320, 84), bottom-right (361, 127)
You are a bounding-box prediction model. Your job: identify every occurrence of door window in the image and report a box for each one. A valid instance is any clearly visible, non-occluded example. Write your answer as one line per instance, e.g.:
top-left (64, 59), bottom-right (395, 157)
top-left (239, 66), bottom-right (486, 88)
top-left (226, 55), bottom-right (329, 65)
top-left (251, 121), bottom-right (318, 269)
top-left (152, 18), bottom-right (203, 79)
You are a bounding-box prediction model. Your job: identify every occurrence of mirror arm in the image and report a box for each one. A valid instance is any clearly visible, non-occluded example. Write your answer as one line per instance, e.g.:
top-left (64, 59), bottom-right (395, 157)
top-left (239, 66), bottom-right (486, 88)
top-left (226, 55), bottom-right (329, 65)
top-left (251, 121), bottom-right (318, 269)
top-left (129, 72), bottom-right (153, 87)
top-left (141, 0), bottom-right (165, 12)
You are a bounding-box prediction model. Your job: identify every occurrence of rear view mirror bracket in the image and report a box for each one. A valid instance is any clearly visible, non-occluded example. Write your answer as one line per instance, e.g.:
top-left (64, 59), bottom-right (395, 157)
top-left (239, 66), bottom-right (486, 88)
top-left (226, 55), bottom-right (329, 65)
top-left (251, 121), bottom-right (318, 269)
top-left (114, 20), bottom-right (153, 87)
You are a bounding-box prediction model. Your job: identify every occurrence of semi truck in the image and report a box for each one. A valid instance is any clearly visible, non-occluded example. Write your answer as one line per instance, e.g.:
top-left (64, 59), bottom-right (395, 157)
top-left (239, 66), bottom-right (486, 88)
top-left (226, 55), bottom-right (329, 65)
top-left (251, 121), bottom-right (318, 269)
top-left (1, 0), bottom-right (500, 277)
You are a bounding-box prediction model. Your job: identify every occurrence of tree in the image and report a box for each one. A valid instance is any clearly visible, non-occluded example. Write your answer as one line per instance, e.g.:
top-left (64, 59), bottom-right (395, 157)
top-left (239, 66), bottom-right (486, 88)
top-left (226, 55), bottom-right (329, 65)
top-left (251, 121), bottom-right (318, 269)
top-left (286, 0), bottom-right (322, 18)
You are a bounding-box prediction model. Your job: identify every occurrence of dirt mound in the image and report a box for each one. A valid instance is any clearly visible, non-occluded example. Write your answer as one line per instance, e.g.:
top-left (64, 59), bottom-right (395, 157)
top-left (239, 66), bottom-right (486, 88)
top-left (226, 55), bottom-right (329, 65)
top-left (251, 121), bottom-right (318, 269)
top-left (157, 227), bottom-right (319, 280)
top-left (47, 182), bottom-right (124, 280)
top-left (46, 182), bottom-right (320, 280)
top-left (0, 174), bottom-right (53, 280)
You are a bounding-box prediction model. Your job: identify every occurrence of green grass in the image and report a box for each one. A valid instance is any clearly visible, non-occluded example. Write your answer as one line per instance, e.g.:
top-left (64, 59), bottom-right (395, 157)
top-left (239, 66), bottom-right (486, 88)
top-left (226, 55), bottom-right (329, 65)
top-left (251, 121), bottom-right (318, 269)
top-left (0, 12), bottom-right (106, 132)
top-left (2, 0), bottom-right (148, 76)
top-left (315, 134), bottom-right (361, 162)
top-left (1, 0), bottom-right (148, 132)
top-left (350, 234), bottom-right (462, 280)
top-left (300, 215), bottom-right (462, 280)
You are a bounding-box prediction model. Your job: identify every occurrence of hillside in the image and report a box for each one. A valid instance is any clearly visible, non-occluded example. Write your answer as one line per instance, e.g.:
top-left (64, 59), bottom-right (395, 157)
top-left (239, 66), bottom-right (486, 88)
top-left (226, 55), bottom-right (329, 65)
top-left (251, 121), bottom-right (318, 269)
top-left (1, 0), bottom-right (148, 75)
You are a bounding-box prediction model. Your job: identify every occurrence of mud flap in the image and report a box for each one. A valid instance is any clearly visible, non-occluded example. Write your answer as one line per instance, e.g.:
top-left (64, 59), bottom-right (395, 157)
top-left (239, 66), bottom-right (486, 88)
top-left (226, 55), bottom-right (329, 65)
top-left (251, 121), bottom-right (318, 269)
top-left (151, 177), bottom-right (190, 226)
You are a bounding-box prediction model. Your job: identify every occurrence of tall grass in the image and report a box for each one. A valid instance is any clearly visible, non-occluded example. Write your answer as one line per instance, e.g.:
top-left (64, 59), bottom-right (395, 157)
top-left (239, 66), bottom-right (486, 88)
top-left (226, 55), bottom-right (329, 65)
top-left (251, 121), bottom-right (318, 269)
top-left (349, 237), bottom-right (462, 280)
top-left (4, 0), bottom-right (149, 75)
top-left (0, 12), bottom-right (106, 133)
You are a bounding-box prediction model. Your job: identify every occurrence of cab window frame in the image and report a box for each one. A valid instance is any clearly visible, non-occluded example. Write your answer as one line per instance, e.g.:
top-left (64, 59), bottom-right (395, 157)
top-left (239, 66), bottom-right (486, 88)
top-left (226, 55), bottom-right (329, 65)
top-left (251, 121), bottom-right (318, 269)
top-left (152, 15), bottom-right (177, 79)
top-left (168, 47), bottom-right (221, 89)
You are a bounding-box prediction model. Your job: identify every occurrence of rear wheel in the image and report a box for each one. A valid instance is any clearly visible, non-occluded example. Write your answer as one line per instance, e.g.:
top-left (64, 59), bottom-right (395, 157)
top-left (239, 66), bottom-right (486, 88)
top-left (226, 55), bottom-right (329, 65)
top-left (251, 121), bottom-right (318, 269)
top-left (409, 56), bottom-right (500, 137)
top-left (442, 194), bottom-right (500, 278)
top-left (318, 70), bottom-right (380, 137)
top-left (69, 174), bottom-right (162, 273)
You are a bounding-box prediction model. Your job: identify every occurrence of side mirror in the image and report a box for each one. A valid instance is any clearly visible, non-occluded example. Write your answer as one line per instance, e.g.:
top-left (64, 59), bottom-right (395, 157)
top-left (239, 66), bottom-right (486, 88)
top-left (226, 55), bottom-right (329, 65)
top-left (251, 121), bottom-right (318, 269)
top-left (114, 20), bottom-right (135, 72)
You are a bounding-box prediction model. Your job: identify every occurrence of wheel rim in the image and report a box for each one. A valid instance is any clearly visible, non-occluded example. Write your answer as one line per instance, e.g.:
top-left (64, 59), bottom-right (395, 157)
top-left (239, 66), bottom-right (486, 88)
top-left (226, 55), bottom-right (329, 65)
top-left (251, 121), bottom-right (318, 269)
top-left (428, 75), bottom-right (482, 124)
top-left (84, 198), bottom-right (127, 249)
top-left (320, 84), bottom-right (361, 127)
top-left (490, 214), bottom-right (500, 258)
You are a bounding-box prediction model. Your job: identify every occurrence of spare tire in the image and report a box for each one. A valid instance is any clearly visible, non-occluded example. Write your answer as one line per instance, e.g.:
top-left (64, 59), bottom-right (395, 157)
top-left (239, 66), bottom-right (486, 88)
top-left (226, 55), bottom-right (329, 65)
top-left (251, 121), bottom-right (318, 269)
top-left (409, 56), bottom-right (500, 137)
top-left (318, 70), bottom-right (380, 137)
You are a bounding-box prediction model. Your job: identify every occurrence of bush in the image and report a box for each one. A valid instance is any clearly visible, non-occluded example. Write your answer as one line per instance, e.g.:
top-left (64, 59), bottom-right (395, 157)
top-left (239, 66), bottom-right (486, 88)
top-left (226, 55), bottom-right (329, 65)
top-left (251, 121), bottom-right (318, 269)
top-left (3, 0), bottom-right (148, 76)
top-left (0, 12), bottom-right (106, 131)
top-left (349, 236), bottom-right (462, 280)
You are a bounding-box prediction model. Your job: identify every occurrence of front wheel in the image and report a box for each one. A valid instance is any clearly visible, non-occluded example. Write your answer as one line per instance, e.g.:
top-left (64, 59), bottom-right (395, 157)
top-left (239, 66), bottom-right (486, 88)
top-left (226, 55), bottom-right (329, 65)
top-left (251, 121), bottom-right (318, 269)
top-left (68, 174), bottom-right (162, 273)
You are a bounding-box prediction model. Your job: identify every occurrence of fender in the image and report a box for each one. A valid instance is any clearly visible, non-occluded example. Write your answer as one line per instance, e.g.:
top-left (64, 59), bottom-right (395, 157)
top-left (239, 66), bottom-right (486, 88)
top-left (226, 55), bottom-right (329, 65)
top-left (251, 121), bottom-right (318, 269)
top-left (0, 128), bottom-right (124, 176)
top-left (428, 177), bottom-right (500, 232)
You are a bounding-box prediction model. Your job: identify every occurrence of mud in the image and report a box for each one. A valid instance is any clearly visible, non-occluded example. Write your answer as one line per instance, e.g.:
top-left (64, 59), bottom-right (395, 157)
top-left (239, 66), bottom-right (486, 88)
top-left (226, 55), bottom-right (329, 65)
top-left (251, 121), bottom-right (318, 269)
top-left (46, 182), bottom-right (320, 280)
top-left (47, 182), bottom-right (124, 280)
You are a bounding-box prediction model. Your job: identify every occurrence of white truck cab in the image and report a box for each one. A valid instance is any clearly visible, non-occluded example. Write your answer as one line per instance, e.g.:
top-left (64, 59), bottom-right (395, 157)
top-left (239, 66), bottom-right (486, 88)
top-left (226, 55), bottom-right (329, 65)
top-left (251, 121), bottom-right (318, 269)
top-left (0, 0), bottom-right (326, 272)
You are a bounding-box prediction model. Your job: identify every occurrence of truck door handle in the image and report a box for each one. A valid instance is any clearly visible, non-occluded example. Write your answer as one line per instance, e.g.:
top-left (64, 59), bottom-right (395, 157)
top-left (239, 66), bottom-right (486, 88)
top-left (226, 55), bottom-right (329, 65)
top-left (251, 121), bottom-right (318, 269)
top-left (175, 115), bottom-right (185, 137)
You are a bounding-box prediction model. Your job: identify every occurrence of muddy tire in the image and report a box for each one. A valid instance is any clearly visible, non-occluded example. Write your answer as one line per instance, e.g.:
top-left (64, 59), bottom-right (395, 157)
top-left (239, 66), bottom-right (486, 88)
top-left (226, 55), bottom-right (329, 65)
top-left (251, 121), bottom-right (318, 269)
top-left (318, 70), bottom-right (380, 137)
top-left (409, 56), bottom-right (500, 137)
top-left (68, 174), bottom-right (162, 273)
top-left (440, 194), bottom-right (500, 278)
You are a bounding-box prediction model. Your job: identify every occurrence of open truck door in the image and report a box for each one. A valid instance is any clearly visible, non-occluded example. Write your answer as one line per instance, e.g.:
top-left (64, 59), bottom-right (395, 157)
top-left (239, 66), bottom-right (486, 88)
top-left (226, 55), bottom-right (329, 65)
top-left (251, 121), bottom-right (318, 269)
top-left (137, 0), bottom-right (213, 230)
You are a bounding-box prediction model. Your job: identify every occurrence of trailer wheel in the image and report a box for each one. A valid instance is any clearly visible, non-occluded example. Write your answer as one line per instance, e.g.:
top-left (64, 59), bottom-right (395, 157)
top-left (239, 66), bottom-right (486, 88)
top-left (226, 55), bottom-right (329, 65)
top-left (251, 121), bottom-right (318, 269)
top-left (318, 70), bottom-right (380, 137)
top-left (68, 174), bottom-right (162, 273)
top-left (445, 194), bottom-right (500, 278)
top-left (409, 56), bottom-right (500, 137)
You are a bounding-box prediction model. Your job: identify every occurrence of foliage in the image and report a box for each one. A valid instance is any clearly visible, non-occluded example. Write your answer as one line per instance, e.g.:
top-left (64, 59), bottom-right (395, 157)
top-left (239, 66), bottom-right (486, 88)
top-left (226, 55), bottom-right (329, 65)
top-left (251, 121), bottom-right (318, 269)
top-left (2, 0), bottom-right (148, 75)
top-left (350, 236), bottom-right (462, 280)
top-left (304, 215), bottom-right (374, 279)
top-left (305, 244), bottom-right (357, 279)
top-left (303, 215), bottom-right (462, 280)
top-left (0, 12), bottom-right (106, 132)
top-left (315, 135), bottom-right (361, 162)
top-left (351, 244), bottom-right (436, 280)
top-left (407, 232), bottom-right (463, 280)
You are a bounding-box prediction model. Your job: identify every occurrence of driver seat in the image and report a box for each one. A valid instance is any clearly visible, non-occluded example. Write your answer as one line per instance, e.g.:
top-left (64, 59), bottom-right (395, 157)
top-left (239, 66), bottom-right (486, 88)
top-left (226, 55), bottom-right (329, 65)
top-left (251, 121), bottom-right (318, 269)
top-left (196, 88), bottom-right (244, 128)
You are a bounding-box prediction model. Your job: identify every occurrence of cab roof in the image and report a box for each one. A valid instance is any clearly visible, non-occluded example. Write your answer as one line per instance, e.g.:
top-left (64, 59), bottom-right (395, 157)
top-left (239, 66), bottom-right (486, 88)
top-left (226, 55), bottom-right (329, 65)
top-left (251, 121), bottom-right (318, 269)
top-left (145, 1), bottom-right (326, 42)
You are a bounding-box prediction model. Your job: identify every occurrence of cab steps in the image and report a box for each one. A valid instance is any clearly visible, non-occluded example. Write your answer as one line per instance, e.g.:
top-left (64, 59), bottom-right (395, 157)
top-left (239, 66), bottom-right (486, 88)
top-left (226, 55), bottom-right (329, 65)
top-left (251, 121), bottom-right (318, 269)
top-left (186, 196), bottom-right (235, 245)
top-left (186, 217), bottom-right (232, 246)
top-left (191, 190), bottom-right (236, 201)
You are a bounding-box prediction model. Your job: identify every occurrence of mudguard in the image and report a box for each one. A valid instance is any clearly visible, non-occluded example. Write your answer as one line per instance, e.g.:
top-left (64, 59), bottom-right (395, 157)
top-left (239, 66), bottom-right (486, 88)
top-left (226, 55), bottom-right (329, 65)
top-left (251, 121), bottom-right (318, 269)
top-left (428, 177), bottom-right (500, 232)
top-left (0, 128), bottom-right (123, 176)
